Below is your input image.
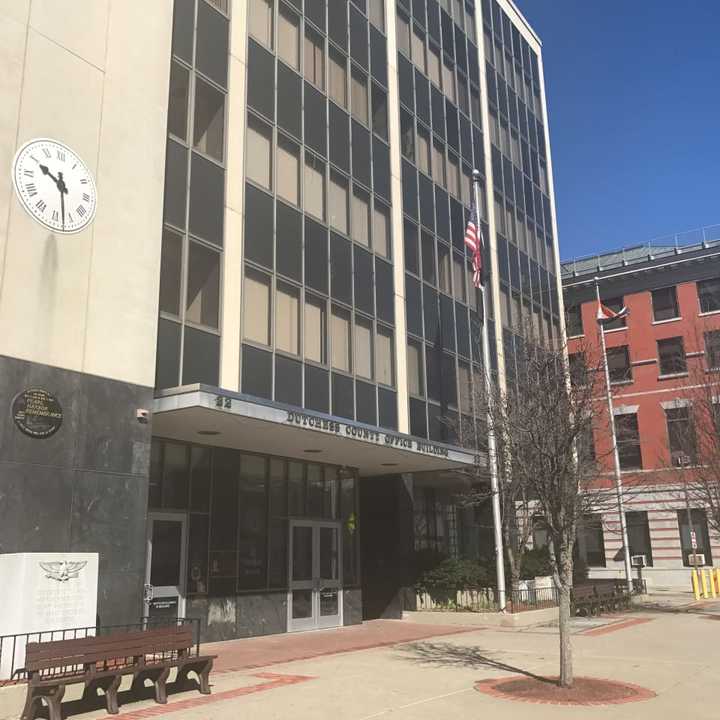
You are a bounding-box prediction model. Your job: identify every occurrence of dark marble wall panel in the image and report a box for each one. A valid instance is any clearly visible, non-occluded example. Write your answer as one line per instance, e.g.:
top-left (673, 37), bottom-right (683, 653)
top-left (343, 588), bottom-right (363, 626)
top-left (236, 592), bottom-right (287, 637)
top-left (0, 355), bottom-right (152, 628)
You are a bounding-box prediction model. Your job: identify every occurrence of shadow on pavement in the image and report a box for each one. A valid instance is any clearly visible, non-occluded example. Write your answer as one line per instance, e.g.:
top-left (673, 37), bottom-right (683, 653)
top-left (396, 641), bottom-right (555, 684)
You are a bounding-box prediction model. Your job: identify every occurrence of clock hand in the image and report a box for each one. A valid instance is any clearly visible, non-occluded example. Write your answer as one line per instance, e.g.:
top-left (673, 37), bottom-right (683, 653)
top-left (39, 163), bottom-right (60, 185)
top-left (58, 171), bottom-right (68, 230)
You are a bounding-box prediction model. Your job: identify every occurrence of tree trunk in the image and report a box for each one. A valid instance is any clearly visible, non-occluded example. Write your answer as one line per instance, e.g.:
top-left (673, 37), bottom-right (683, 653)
top-left (558, 546), bottom-right (574, 688)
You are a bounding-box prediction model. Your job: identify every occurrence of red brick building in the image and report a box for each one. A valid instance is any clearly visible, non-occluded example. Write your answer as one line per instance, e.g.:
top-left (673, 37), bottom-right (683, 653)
top-left (562, 231), bottom-right (720, 590)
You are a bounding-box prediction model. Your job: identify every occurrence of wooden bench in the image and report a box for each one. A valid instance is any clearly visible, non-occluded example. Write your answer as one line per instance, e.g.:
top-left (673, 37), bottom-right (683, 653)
top-left (571, 584), bottom-right (598, 616)
top-left (21, 625), bottom-right (215, 720)
top-left (594, 584), bottom-right (619, 613)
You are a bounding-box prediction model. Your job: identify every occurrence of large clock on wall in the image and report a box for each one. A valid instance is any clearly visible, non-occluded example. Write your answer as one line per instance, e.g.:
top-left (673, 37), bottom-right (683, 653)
top-left (12, 138), bottom-right (97, 234)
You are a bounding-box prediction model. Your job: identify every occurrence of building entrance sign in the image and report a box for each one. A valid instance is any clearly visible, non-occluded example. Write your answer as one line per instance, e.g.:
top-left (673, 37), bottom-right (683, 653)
top-left (12, 388), bottom-right (63, 438)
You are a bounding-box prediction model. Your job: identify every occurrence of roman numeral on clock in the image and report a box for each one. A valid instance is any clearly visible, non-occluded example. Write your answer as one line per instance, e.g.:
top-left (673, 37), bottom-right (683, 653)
top-left (52, 210), bottom-right (59, 222)
top-left (57, 150), bottom-right (66, 162)
top-left (23, 169), bottom-right (34, 178)
top-left (36, 199), bottom-right (47, 212)
top-left (80, 178), bottom-right (88, 185)
top-left (42, 148), bottom-right (51, 158)
top-left (76, 205), bottom-right (86, 217)
top-left (25, 183), bottom-right (37, 197)
top-left (82, 193), bottom-right (90, 202)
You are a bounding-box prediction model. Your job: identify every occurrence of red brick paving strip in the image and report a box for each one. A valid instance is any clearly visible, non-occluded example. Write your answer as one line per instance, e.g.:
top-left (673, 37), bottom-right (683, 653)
top-left (207, 619), bottom-right (480, 673)
top-left (116, 673), bottom-right (314, 719)
top-left (474, 676), bottom-right (656, 706)
top-left (580, 617), bottom-right (653, 637)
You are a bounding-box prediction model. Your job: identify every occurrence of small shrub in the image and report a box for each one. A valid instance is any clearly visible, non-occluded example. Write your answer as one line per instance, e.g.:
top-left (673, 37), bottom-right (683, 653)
top-left (520, 546), bottom-right (553, 580)
top-left (415, 557), bottom-right (490, 596)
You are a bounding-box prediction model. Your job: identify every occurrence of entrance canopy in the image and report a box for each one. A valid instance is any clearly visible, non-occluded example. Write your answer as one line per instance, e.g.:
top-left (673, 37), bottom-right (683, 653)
top-left (152, 385), bottom-right (478, 477)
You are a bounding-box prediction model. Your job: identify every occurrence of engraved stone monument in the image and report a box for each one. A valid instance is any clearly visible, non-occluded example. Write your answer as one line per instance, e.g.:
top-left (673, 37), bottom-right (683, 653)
top-left (0, 553), bottom-right (98, 679)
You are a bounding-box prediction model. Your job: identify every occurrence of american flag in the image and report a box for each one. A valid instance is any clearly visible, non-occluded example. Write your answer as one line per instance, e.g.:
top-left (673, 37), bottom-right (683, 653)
top-left (596, 301), bottom-right (629, 323)
top-left (464, 199), bottom-right (483, 288)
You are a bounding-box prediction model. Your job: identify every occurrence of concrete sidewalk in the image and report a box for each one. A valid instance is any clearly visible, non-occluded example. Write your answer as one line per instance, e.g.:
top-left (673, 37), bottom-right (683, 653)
top-left (2, 606), bottom-right (718, 720)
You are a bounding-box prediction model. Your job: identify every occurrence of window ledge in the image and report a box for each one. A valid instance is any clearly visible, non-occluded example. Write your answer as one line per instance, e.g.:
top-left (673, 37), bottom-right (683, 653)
top-left (657, 372), bottom-right (689, 380)
top-left (652, 316), bottom-right (682, 325)
top-left (567, 333), bottom-right (585, 340)
top-left (699, 310), bottom-right (720, 318)
top-left (610, 379), bottom-right (633, 386)
top-left (604, 326), bottom-right (628, 334)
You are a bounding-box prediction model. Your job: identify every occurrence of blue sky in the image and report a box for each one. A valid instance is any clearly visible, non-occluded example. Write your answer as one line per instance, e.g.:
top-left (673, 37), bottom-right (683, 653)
top-left (513, 1), bottom-right (720, 261)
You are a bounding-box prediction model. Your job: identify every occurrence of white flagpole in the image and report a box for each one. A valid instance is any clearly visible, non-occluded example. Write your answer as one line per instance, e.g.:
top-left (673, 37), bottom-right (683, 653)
top-left (473, 169), bottom-right (507, 612)
top-left (594, 277), bottom-right (634, 594)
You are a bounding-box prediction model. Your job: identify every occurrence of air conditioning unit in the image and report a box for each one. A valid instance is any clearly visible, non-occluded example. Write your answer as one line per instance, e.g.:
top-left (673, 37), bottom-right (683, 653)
top-left (631, 554), bottom-right (647, 567)
top-left (688, 553), bottom-right (706, 566)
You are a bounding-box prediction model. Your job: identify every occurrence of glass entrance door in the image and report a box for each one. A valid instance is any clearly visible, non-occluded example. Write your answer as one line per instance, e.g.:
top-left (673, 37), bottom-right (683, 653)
top-left (288, 521), bottom-right (342, 632)
top-left (145, 513), bottom-right (187, 620)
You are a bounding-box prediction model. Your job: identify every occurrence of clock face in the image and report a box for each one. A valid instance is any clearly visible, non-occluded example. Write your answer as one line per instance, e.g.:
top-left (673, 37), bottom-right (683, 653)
top-left (12, 138), bottom-right (97, 234)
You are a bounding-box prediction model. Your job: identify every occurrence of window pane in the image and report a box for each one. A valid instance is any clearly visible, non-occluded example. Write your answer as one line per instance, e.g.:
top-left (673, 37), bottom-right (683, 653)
top-left (329, 47), bottom-right (348, 107)
top-left (331, 306), bottom-right (352, 371)
top-left (351, 188), bottom-right (370, 246)
top-left (277, 135), bottom-right (300, 205)
top-left (438, 244), bottom-right (451, 295)
top-left (186, 241), bottom-right (220, 327)
top-left (371, 84), bottom-right (388, 139)
top-left (246, 115), bottom-right (273, 189)
top-left (304, 154), bottom-right (325, 220)
top-left (304, 28), bottom-right (325, 89)
top-left (355, 317), bottom-right (373, 379)
top-left (276, 282), bottom-right (300, 355)
top-left (369, 0), bottom-right (385, 30)
top-left (698, 278), bottom-right (720, 314)
top-left (705, 330), bottom-right (720, 370)
top-left (243, 267), bottom-right (271, 345)
top-left (651, 286), bottom-right (679, 322)
top-left (305, 295), bottom-right (326, 363)
top-left (278, 3), bottom-right (300, 69)
top-left (453, 255), bottom-right (466, 303)
top-left (607, 346), bottom-right (631, 383)
top-left (159, 227), bottom-right (183, 316)
top-left (329, 172), bottom-right (349, 234)
top-left (417, 127), bottom-right (430, 175)
top-left (376, 327), bottom-right (394, 386)
top-left (411, 27), bottom-right (426, 73)
top-left (407, 341), bottom-right (424, 396)
top-left (616, 413), bottom-right (642, 470)
top-left (658, 337), bottom-right (687, 375)
top-left (373, 201), bottom-right (390, 258)
top-left (194, 77), bottom-right (225, 162)
top-left (168, 61), bottom-right (190, 141)
top-left (351, 68), bottom-right (369, 124)
top-left (249, 0), bottom-right (274, 48)
top-left (432, 141), bottom-right (446, 184)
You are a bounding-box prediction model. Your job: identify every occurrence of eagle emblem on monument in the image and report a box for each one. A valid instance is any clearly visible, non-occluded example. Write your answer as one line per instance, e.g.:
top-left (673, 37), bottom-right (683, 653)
top-left (39, 561), bottom-right (88, 582)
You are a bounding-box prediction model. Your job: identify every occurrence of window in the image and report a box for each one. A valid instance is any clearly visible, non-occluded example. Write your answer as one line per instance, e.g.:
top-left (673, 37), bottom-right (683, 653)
top-left (304, 28), bottom-right (325, 89)
top-left (159, 228), bottom-right (182, 316)
top-left (453, 255), bottom-right (466, 303)
top-left (186, 241), bottom-right (220, 328)
top-left (458, 363), bottom-right (471, 413)
top-left (666, 406), bottom-right (695, 464)
top-left (329, 48), bottom-right (347, 107)
top-left (305, 295), bottom-right (326, 363)
top-left (416, 127), bottom-right (431, 175)
top-left (577, 423), bottom-right (596, 464)
top-left (705, 330), bottom-right (720, 370)
top-left (447, 154), bottom-right (460, 197)
top-left (351, 68), bottom-right (369, 124)
top-left (602, 296), bottom-right (626, 330)
top-left (277, 136), bottom-right (300, 205)
top-left (246, 115), bottom-right (272, 190)
top-left (355, 317), bottom-right (373, 379)
top-left (396, 11), bottom-right (410, 57)
top-left (442, 62), bottom-right (455, 103)
top-left (606, 345), bottom-right (631, 383)
top-left (428, 44), bottom-right (441, 87)
top-left (376, 327), bottom-right (394, 386)
top-left (331, 306), bottom-right (352, 371)
top-left (329, 172), bottom-right (349, 234)
top-left (678, 509), bottom-right (713, 566)
top-left (372, 202), bottom-right (390, 258)
top-left (431, 141), bottom-right (446, 184)
top-left (401, 110), bottom-right (414, 161)
top-left (657, 337), bottom-right (687, 375)
top-left (616, 412), bottom-right (642, 470)
top-left (249, 0), bottom-right (273, 48)
top-left (278, 4), bottom-right (300, 69)
top-left (243, 268), bottom-right (271, 345)
top-left (626, 511), bottom-right (653, 566)
top-left (369, 0), bottom-right (385, 30)
top-left (568, 352), bottom-right (587, 387)
top-left (168, 61), bottom-right (190, 141)
top-left (438, 245), bottom-right (451, 295)
top-left (193, 78), bottom-right (225, 162)
top-left (411, 27), bottom-right (426, 73)
top-left (351, 188), bottom-right (370, 246)
top-left (566, 304), bottom-right (583, 337)
top-left (651, 286), bottom-right (679, 322)
top-left (698, 278), bottom-right (720, 314)
top-left (275, 282), bottom-right (300, 354)
top-left (304, 154), bottom-right (325, 220)
top-left (576, 514), bottom-right (606, 567)
top-left (371, 85), bottom-right (388, 139)
top-left (407, 341), bottom-right (424, 396)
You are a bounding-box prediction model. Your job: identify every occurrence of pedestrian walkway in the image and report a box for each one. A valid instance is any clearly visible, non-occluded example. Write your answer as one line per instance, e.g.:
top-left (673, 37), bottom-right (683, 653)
top-left (208, 619), bottom-right (479, 673)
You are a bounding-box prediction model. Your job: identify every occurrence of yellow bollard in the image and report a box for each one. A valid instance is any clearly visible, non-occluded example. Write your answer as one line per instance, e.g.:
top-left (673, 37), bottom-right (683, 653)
top-left (711, 569), bottom-right (718, 599)
top-left (701, 568), bottom-right (710, 599)
top-left (692, 568), bottom-right (701, 600)
top-left (716, 569), bottom-right (720, 596)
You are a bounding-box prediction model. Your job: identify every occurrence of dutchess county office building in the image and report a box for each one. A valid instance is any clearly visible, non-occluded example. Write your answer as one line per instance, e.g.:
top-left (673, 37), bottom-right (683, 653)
top-left (0, 0), bottom-right (563, 640)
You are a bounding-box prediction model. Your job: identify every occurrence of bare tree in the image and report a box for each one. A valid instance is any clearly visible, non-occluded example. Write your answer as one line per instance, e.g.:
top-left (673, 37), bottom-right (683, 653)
top-left (473, 328), bottom-right (614, 688)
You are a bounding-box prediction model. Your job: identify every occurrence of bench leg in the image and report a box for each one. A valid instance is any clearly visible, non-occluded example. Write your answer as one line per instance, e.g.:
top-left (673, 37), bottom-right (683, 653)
top-left (198, 659), bottom-right (213, 695)
top-left (105, 675), bottom-right (122, 715)
top-left (20, 687), bottom-right (40, 720)
top-left (46, 684), bottom-right (66, 720)
top-left (154, 667), bottom-right (170, 705)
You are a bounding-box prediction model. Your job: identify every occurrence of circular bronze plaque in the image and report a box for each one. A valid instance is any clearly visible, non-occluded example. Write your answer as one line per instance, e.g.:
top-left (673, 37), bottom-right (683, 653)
top-left (12, 388), bottom-right (63, 438)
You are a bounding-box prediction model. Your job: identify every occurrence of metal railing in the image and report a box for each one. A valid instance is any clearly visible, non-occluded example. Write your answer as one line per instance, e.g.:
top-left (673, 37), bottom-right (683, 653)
top-left (0, 617), bottom-right (200, 684)
top-left (560, 223), bottom-right (720, 279)
top-left (508, 585), bottom-right (559, 613)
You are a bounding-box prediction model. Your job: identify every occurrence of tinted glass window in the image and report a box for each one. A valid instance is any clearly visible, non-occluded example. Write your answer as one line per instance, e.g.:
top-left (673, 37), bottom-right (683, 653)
top-left (305, 83), bottom-right (327, 156)
top-left (183, 327), bottom-right (220, 385)
top-left (155, 319), bottom-right (181, 389)
top-left (275, 355), bottom-right (302, 406)
top-left (352, 121), bottom-right (371, 187)
top-left (189, 152), bottom-right (224, 246)
top-left (354, 246), bottom-right (374, 314)
top-left (370, 27), bottom-right (388, 87)
top-left (349, 5), bottom-right (369, 69)
top-left (305, 364), bottom-right (329, 412)
top-left (196, 2), bottom-right (228, 87)
top-left (331, 233), bottom-right (353, 304)
top-left (172, 0), bottom-right (194, 62)
top-left (406, 275), bottom-right (423, 336)
top-left (378, 387), bottom-right (397, 429)
top-left (242, 344), bottom-right (272, 399)
top-left (164, 140), bottom-right (187, 229)
top-left (333, 373), bottom-right (355, 419)
top-left (244, 183), bottom-right (274, 268)
top-left (247, 40), bottom-right (274, 120)
top-left (277, 64), bottom-right (302, 138)
top-left (305, 218), bottom-right (328, 294)
top-left (356, 380), bottom-right (377, 425)
top-left (375, 259), bottom-right (394, 323)
top-left (329, 104), bottom-right (351, 172)
top-left (276, 200), bottom-right (302, 281)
